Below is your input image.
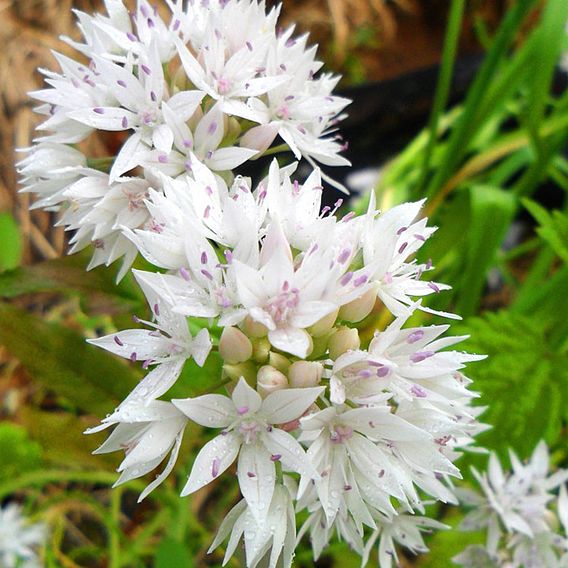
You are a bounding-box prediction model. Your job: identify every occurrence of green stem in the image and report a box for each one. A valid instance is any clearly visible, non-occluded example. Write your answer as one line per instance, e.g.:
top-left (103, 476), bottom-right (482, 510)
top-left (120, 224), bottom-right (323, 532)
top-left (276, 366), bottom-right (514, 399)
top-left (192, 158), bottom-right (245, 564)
top-left (109, 487), bottom-right (122, 568)
top-left (87, 156), bottom-right (115, 172)
top-left (260, 143), bottom-right (290, 157)
top-left (416, 0), bottom-right (465, 196)
top-left (197, 377), bottom-right (231, 396)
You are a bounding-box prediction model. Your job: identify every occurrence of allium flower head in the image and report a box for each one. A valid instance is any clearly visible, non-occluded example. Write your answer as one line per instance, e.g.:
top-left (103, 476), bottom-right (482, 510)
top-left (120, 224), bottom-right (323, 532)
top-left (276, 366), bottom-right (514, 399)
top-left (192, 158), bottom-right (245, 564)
top-left (456, 441), bottom-right (568, 567)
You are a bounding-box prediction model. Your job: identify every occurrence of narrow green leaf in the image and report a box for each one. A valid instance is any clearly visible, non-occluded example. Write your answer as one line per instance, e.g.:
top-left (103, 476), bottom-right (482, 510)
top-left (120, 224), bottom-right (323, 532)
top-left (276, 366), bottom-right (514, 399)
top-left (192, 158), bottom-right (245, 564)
top-left (456, 185), bottom-right (516, 316)
top-left (0, 303), bottom-right (140, 415)
top-left (155, 538), bottom-right (194, 568)
top-left (0, 212), bottom-right (23, 271)
top-left (0, 423), bottom-right (42, 481)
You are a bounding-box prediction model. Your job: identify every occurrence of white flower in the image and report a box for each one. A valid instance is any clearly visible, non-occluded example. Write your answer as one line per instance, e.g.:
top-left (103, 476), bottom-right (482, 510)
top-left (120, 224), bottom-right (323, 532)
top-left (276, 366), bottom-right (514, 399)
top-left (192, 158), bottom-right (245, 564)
top-left (330, 313), bottom-right (483, 406)
top-left (362, 197), bottom-right (457, 319)
top-left (0, 504), bottom-right (46, 568)
top-left (232, 220), bottom-right (367, 358)
top-left (362, 511), bottom-right (447, 568)
top-left (88, 269), bottom-right (211, 404)
top-left (173, 378), bottom-right (323, 521)
top-left (208, 482), bottom-right (296, 568)
top-left (86, 399), bottom-right (187, 501)
top-left (457, 441), bottom-right (568, 565)
top-left (299, 403), bottom-right (452, 525)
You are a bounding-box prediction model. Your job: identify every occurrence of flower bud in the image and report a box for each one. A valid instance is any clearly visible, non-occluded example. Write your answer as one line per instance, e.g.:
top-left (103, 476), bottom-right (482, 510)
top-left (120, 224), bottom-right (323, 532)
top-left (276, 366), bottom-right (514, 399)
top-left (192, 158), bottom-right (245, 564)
top-left (339, 284), bottom-right (378, 323)
top-left (288, 361), bottom-right (323, 388)
top-left (219, 327), bottom-right (253, 364)
top-left (240, 123), bottom-right (279, 156)
top-left (252, 337), bottom-right (271, 363)
top-left (328, 327), bottom-right (360, 359)
top-left (268, 352), bottom-right (291, 374)
top-left (241, 316), bottom-right (268, 338)
top-left (257, 365), bottom-right (288, 397)
top-left (308, 308), bottom-right (339, 337)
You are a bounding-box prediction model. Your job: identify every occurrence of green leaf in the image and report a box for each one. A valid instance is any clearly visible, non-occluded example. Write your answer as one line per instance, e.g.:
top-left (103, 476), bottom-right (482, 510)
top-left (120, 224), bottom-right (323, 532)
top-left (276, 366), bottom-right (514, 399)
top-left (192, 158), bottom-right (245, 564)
top-left (456, 185), bottom-right (516, 316)
top-left (0, 423), bottom-right (42, 481)
top-left (0, 254), bottom-right (142, 311)
top-left (0, 303), bottom-right (140, 415)
top-left (522, 198), bottom-right (568, 264)
top-left (458, 311), bottom-right (567, 458)
top-left (0, 212), bottom-right (23, 271)
top-left (155, 538), bottom-right (194, 568)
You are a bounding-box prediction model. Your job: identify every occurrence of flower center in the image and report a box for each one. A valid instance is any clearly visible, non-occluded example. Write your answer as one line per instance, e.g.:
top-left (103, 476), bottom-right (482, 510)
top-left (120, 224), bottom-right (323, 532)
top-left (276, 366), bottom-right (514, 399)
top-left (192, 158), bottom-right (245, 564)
top-left (266, 282), bottom-right (300, 324)
top-left (330, 424), bottom-right (353, 444)
top-left (238, 420), bottom-right (261, 444)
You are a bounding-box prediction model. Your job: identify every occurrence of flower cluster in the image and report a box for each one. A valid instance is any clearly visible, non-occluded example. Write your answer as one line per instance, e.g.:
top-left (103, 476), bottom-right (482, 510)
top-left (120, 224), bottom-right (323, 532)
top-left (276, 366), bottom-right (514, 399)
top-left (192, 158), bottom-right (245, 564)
top-left (20, 0), bottom-right (349, 279)
top-left (455, 442), bottom-right (568, 568)
top-left (0, 504), bottom-right (46, 568)
top-left (22, 1), bottom-right (486, 566)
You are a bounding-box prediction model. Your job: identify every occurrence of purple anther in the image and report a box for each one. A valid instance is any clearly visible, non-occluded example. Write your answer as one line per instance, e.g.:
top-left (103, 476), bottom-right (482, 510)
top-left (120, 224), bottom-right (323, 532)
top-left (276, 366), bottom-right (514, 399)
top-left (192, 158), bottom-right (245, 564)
top-left (338, 249), bottom-right (351, 264)
top-left (428, 282), bottom-right (440, 293)
top-left (411, 351), bottom-right (434, 363)
top-left (340, 272), bottom-right (353, 286)
top-left (411, 385), bottom-right (427, 398)
top-left (407, 330), bottom-right (424, 344)
top-left (354, 274), bottom-right (369, 287)
top-left (211, 457), bottom-right (220, 478)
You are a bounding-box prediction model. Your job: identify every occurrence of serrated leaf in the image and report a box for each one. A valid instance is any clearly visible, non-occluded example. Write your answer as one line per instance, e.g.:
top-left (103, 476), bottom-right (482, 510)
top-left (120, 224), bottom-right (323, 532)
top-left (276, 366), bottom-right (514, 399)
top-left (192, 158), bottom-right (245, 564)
top-left (522, 198), bottom-right (568, 264)
top-left (0, 303), bottom-right (141, 415)
top-left (458, 311), bottom-right (567, 458)
top-left (155, 538), bottom-right (194, 568)
top-left (0, 212), bottom-right (23, 271)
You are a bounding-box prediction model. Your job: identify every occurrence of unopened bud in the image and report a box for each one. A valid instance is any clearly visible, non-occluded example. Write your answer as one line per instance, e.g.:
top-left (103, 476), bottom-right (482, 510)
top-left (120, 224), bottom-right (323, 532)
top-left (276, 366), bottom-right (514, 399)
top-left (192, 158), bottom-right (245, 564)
top-left (219, 327), bottom-right (253, 363)
top-left (226, 116), bottom-right (242, 144)
top-left (339, 284), bottom-right (378, 323)
top-left (308, 308), bottom-right (339, 337)
top-left (257, 365), bottom-right (288, 397)
top-left (242, 316), bottom-right (268, 338)
top-left (240, 123), bottom-right (279, 156)
top-left (288, 361), bottom-right (323, 388)
top-left (252, 337), bottom-right (271, 363)
top-left (328, 327), bottom-right (360, 359)
top-left (268, 352), bottom-right (291, 374)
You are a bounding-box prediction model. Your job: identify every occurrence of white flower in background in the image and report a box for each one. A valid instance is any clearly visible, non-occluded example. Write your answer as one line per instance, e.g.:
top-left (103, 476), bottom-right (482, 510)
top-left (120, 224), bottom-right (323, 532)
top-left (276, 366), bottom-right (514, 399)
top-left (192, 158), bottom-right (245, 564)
top-left (173, 378), bottom-right (323, 520)
top-left (86, 400), bottom-right (188, 502)
top-left (0, 504), bottom-right (46, 568)
top-left (456, 441), bottom-right (568, 567)
top-left (362, 511), bottom-right (447, 568)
